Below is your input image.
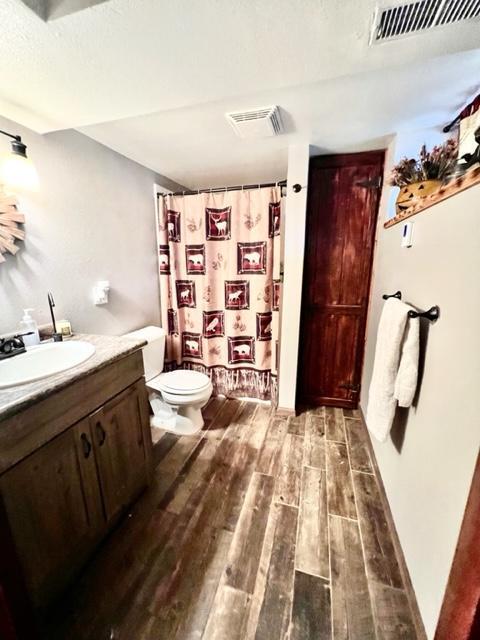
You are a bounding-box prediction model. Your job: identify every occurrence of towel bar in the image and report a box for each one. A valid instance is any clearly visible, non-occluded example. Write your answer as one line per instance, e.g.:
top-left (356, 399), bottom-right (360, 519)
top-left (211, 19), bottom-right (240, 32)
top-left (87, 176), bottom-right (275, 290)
top-left (407, 306), bottom-right (440, 321)
top-left (382, 293), bottom-right (440, 322)
top-left (382, 291), bottom-right (402, 300)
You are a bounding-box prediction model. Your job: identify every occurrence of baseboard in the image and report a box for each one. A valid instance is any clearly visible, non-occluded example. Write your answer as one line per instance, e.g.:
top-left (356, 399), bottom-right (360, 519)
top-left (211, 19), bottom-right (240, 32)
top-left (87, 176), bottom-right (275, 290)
top-left (358, 405), bottom-right (428, 640)
top-left (275, 406), bottom-right (296, 417)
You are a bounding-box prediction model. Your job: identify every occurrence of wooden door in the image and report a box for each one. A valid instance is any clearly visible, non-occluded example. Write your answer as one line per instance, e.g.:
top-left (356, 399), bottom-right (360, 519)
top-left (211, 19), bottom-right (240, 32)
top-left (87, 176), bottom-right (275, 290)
top-left (0, 418), bottom-right (104, 610)
top-left (297, 151), bottom-right (384, 408)
top-left (90, 381), bottom-right (151, 524)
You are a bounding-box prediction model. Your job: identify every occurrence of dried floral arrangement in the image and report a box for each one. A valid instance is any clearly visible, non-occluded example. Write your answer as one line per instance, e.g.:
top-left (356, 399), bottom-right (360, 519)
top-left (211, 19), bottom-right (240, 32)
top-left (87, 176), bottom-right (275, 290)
top-left (389, 139), bottom-right (458, 187)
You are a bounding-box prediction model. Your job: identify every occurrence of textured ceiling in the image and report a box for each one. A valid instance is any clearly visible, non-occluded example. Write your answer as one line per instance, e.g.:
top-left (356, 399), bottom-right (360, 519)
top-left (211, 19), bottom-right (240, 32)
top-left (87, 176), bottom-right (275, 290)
top-left (0, 0), bottom-right (479, 186)
top-left (78, 48), bottom-right (480, 188)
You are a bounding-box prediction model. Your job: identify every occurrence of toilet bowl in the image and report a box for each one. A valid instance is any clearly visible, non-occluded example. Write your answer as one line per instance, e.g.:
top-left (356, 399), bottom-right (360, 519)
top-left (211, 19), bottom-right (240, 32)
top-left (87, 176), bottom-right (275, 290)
top-left (147, 369), bottom-right (212, 435)
top-left (124, 326), bottom-right (213, 436)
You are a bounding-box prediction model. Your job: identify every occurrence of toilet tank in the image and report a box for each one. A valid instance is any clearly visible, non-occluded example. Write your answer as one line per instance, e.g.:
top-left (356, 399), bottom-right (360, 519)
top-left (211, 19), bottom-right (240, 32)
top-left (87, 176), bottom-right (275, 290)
top-left (124, 325), bottom-right (166, 381)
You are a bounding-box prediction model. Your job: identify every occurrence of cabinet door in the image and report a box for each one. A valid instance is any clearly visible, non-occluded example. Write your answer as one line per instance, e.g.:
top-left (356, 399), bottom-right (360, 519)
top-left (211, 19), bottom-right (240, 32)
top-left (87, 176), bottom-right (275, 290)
top-left (90, 381), bottom-right (151, 523)
top-left (0, 419), bottom-right (104, 609)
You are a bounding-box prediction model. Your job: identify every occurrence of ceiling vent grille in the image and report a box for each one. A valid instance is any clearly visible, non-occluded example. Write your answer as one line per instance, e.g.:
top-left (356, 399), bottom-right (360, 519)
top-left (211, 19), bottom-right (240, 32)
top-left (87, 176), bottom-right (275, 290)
top-left (225, 106), bottom-right (283, 138)
top-left (371, 0), bottom-right (480, 42)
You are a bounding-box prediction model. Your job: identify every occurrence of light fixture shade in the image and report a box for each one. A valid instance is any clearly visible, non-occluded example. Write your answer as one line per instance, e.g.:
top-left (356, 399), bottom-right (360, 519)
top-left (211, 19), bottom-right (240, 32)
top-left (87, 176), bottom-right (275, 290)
top-left (0, 153), bottom-right (39, 190)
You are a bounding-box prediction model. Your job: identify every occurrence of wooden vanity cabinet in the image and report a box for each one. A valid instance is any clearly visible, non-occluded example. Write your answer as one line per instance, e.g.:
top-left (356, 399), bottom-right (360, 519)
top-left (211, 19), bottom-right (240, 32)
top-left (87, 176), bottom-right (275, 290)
top-left (0, 357), bottom-right (152, 620)
top-left (89, 382), bottom-right (151, 524)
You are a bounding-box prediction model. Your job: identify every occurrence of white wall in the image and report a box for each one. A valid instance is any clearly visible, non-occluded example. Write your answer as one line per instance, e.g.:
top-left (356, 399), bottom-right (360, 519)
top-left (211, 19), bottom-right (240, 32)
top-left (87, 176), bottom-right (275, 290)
top-left (0, 115), bottom-right (180, 335)
top-left (277, 144), bottom-right (310, 411)
top-left (361, 184), bottom-right (480, 638)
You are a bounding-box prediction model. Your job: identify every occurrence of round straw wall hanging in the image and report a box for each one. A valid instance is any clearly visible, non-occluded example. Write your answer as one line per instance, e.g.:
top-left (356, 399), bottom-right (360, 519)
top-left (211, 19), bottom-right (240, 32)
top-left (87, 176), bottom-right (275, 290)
top-left (0, 192), bottom-right (25, 263)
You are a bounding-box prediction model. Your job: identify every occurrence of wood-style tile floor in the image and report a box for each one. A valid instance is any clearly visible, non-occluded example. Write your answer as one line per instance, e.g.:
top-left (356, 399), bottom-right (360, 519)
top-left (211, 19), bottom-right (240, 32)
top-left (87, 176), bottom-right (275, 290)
top-left (45, 399), bottom-right (419, 640)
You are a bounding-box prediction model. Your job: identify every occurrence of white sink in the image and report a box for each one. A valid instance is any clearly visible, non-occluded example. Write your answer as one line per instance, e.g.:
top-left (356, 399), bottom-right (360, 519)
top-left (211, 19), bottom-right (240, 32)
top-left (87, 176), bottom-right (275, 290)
top-left (0, 341), bottom-right (96, 389)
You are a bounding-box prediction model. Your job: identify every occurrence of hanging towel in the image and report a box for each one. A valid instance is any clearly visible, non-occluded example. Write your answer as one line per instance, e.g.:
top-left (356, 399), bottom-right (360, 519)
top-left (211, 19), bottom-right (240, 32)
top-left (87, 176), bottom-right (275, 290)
top-left (394, 316), bottom-right (419, 407)
top-left (366, 298), bottom-right (420, 442)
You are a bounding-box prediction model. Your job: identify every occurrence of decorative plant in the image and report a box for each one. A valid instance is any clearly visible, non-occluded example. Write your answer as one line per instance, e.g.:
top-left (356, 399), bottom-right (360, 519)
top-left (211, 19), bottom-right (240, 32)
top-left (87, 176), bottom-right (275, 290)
top-left (389, 139), bottom-right (458, 187)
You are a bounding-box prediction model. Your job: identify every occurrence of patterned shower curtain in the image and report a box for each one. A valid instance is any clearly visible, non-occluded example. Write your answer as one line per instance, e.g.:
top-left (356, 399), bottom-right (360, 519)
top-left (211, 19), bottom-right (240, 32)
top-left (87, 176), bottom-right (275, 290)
top-left (156, 187), bottom-right (282, 401)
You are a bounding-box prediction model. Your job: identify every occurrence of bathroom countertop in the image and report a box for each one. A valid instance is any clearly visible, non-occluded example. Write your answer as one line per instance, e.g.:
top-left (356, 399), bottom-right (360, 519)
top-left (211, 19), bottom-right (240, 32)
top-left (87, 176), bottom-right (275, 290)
top-left (0, 334), bottom-right (146, 422)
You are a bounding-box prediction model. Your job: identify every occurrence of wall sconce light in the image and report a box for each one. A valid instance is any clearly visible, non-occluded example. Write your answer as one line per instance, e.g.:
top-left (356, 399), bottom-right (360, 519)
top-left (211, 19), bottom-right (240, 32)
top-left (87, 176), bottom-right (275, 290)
top-left (0, 129), bottom-right (39, 190)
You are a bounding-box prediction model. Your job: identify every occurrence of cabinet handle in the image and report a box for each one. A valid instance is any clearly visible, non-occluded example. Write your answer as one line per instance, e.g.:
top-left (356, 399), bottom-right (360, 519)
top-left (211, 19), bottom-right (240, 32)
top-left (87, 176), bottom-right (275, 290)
top-left (96, 422), bottom-right (106, 446)
top-left (81, 433), bottom-right (92, 459)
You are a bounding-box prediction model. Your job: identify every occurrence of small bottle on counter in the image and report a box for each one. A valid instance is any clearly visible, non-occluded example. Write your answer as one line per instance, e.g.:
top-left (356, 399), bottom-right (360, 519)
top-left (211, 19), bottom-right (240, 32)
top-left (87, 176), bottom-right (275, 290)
top-left (19, 309), bottom-right (40, 347)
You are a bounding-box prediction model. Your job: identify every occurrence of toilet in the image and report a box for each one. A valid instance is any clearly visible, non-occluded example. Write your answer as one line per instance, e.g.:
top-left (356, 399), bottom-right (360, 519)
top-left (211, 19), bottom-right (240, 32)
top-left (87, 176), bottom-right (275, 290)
top-left (124, 326), bottom-right (213, 436)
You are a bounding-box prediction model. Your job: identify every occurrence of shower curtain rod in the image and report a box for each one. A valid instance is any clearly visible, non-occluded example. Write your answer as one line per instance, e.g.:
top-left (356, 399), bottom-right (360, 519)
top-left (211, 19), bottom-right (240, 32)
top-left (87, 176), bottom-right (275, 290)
top-left (159, 179), bottom-right (287, 197)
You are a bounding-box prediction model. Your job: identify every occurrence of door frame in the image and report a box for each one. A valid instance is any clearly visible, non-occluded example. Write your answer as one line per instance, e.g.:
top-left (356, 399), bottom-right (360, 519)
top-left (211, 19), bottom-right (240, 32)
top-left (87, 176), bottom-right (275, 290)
top-left (435, 453), bottom-right (480, 640)
top-left (296, 150), bottom-right (385, 409)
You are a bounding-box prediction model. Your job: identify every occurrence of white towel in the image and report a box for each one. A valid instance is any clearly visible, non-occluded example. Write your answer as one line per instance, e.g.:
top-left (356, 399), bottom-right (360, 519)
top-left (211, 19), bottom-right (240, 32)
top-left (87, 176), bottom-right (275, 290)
top-left (366, 298), bottom-right (420, 442)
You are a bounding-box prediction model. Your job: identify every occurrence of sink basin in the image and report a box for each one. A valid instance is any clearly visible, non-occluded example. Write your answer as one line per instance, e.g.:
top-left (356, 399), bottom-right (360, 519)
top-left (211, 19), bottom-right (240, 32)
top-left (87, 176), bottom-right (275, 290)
top-left (0, 341), bottom-right (96, 389)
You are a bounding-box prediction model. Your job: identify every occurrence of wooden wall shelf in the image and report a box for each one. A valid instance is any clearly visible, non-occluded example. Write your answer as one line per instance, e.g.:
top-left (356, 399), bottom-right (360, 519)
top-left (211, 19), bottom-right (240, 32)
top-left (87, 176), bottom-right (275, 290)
top-left (384, 166), bottom-right (480, 229)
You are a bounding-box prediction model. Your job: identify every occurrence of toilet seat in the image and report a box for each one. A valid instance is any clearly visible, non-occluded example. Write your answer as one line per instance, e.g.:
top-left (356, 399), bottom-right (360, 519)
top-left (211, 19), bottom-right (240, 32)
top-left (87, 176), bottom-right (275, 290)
top-left (147, 370), bottom-right (211, 395)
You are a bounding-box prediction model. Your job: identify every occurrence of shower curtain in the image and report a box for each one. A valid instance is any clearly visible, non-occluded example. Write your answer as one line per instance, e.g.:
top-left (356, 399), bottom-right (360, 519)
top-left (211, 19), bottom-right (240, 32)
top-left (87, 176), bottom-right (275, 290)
top-left (156, 186), bottom-right (282, 401)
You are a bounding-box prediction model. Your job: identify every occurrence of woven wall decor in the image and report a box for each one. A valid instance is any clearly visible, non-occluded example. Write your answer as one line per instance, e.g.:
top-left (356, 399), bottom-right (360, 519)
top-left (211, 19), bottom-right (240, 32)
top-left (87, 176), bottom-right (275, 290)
top-left (0, 192), bottom-right (25, 263)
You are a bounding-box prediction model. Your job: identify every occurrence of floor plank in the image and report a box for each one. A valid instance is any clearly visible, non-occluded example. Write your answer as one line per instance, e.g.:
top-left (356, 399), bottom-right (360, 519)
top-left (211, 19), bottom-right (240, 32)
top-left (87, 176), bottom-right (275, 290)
top-left (156, 434), bottom-right (202, 478)
top-left (353, 471), bottom-right (403, 588)
top-left (224, 472), bottom-right (275, 594)
top-left (203, 396), bottom-right (224, 423)
top-left (204, 398), bottom-right (243, 440)
top-left (329, 514), bottom-right (376, 640)
top-left (326, 440), bottom-right (357, 519)
top-left (287, 411), bottom-right (307, 436)
top-left (203, 585), bottom-right (250, 640)
top-left (161, 438), bottom-right (217, 514)
top-left (151, 431), bottom-right (179, 467)
top-left (345, 418), bottom-right (373, 474)
top-left (342, 408), bottom-right (361, 419)
top-left (296, 466), bottom-right (329, 579)
top-left (172, 528), bottom-right (233, 640)
top-left (290, 570), bottom-right (332, 640)
top-left (274, 434), bottom-right (304, 507)
top-left (304, 412), bottom-right (326, 469)
top-left (254, 504), bottom-right (298, 640)
top-left (255, 417), bottom-right (289, 477)
top-left (325, 407), bottom-right (346, 442)
top-left (370, 582), bottom-right (417, 640)
top-left (242, 495), bottom-right (278, 640)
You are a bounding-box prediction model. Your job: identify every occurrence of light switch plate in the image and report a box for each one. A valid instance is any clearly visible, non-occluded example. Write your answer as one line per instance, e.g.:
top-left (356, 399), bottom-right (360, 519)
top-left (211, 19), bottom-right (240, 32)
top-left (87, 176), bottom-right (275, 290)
top-left (401, 222), bottom-right (413, 247)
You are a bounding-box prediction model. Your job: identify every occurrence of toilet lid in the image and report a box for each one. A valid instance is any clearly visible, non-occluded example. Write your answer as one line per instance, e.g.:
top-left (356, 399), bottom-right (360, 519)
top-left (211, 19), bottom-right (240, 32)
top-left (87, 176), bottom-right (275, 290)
top-left (153, 370), bottom-right (211, 394)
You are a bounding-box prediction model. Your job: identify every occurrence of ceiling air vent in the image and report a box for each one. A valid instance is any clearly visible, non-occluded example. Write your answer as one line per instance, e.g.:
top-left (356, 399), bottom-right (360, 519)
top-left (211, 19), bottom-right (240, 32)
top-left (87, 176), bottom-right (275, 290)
top-left (371, 0), bottom-right (480, 43)
top-left (225, 106), bottom-right (283, 138)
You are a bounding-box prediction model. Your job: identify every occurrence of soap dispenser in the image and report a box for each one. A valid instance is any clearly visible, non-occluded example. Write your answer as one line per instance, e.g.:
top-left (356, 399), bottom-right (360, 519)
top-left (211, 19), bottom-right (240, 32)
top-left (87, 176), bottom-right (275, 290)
top-left (19, 309), bottom-right (40, 347)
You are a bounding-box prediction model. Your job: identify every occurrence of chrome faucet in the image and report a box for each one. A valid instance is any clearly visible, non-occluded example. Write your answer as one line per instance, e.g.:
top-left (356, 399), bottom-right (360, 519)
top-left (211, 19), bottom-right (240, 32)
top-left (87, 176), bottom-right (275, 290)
top-left (48, 292), bottom-right (63, 342)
